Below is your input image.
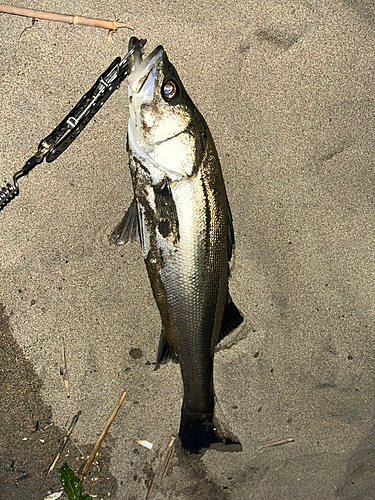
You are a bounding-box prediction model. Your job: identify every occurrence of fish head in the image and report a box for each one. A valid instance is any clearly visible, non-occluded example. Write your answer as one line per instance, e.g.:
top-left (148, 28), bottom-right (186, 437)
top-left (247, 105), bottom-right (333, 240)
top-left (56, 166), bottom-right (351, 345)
top-left (127, 37), bottom-right (204, 180)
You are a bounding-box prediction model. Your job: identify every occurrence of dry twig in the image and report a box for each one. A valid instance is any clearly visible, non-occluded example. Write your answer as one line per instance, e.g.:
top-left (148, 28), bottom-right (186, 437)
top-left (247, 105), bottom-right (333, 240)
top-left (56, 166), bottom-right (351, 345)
top-left (79, 391), bottom-right (127, 481)
top-left (45, 411), bottom-right (81, 479)
top-left (65, 432), bottom-right (85, 459)
top-left (0, 4), bottom-right (133, 31)
top-left (60, 335), bottom-right (70, 398)
top-left (145, 435), bottom-right (176, 500)
top-left (257, 437), bottom-right (294, 453)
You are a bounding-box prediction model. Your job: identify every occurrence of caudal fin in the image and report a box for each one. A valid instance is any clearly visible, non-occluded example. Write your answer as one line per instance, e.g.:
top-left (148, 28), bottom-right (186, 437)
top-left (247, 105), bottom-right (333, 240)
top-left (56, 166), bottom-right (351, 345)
top-left (179, 415), bottom-right (220, 454)
top-left (179, 410), bottom-right (242, 454)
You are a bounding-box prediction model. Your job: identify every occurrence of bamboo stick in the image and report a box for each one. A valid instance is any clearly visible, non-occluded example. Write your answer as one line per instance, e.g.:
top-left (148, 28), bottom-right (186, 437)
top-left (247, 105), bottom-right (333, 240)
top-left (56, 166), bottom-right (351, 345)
top-left (145, 436), bottom-right (176, 500)
top-left (78, 391), bottom-right (126, 481)
top-left (60, 335), bottom-right (70, 398)
top-left (0, 4), bottom-right (133, 30)
top-left (257, 437), bottom-right (294, 453)
top-left (45, 411), bottom-right (81, 478)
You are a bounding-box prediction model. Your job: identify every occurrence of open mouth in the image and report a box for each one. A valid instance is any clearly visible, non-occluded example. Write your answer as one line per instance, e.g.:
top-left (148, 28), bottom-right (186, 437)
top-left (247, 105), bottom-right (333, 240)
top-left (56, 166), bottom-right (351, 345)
top-left (127, 39), bottom-right (164, 94)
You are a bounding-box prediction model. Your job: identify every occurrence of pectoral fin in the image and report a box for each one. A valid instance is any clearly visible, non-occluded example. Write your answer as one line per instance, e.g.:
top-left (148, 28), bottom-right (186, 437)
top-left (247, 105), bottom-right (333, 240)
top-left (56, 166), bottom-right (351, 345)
top-left (153, 180), bottom-right (179, 243)
top-left (109, 198), bottom-right (139, 245)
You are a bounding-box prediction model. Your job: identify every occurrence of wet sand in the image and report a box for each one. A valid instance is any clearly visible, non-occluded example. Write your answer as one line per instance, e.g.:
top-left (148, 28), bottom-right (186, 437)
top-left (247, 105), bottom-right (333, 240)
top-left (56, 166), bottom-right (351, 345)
top-left (1, 1), bottom-right (375, 498)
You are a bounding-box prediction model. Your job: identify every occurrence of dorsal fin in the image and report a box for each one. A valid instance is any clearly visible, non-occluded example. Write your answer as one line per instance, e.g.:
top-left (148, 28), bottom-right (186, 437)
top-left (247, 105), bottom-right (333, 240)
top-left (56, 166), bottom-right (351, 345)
top-left (217, 294), bottom-right (244, 344)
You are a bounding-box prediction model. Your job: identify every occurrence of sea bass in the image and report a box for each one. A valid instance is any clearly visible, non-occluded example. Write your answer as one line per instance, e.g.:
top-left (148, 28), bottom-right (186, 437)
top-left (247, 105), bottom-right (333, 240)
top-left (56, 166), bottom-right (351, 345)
top-left (111, 37), bottom-right (243, 453)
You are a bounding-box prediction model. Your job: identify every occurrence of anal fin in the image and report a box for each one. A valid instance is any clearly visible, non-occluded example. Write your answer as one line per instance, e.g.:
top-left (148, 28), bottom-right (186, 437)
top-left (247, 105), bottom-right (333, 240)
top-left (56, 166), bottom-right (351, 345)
top-left (157, 331), bottom-right (179, 364)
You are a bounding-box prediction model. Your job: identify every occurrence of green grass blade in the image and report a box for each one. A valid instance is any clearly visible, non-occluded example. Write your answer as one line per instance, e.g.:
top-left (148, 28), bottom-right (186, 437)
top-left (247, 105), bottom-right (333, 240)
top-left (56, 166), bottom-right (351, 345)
top-left (59, 463), bottom-right (92, 500)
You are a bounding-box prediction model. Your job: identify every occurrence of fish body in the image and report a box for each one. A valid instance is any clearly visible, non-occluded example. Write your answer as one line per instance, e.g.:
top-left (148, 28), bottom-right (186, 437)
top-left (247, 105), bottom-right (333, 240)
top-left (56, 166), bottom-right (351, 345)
top-left (111, 38), bottom-right (243, 453)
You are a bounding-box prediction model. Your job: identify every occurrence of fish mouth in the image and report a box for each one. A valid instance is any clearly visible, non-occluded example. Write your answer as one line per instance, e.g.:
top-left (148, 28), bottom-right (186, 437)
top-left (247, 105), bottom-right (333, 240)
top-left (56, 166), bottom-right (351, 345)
top-left (127, 39), bottom-right (164, 94)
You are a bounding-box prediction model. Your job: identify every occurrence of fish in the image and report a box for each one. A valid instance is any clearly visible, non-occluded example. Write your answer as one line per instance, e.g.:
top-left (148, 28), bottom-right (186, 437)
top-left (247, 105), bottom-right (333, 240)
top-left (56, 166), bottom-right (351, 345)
top-left (111, 37), bottom-right (243, 454)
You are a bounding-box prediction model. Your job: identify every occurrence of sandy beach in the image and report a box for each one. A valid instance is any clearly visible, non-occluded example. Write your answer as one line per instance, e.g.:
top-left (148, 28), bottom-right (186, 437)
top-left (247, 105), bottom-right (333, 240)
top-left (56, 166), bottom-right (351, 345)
top-left (1, 1), bottom-right (375, 498)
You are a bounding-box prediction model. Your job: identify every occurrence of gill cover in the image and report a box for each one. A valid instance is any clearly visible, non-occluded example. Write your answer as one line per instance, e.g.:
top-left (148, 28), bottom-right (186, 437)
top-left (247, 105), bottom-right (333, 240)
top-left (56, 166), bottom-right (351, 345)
top-left (126, 39), bottom-right (203, 181)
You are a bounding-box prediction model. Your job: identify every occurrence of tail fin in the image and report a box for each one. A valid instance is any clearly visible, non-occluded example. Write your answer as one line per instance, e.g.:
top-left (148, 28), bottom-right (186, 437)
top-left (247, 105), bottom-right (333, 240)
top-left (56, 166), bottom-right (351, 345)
top-left (179, 410), bottom-right (242, 454)
top-left (179, 414), bottom-right (220, 454)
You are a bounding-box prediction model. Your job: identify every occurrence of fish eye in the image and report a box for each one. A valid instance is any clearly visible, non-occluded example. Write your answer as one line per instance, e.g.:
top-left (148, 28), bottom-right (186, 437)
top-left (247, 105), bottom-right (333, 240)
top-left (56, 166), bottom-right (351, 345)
top-left (162, 80), bottom-right (177, 99)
